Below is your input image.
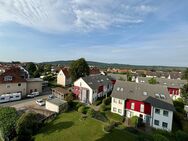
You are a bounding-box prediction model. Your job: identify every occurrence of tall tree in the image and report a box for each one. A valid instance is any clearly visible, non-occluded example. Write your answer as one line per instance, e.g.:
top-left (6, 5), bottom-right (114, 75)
top-left (26, 62), bottom-right (37, 77)
top-left (69, 58), bottom-right (90, 81)
top-left (0, 107), bottom-right (18, 141)
top-left (182, 68), bottom-right (188, 81)
top-left (148, 77), bottom-right (157, 84)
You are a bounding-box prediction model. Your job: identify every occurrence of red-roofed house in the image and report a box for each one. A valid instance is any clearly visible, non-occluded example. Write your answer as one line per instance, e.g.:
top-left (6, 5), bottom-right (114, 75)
top-left (57, 68), bottom-right (71, 87)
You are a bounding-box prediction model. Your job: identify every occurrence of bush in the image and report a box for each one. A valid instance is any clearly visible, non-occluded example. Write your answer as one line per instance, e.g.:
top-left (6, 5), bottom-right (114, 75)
top-left (105, 111), bottom-right (124, 123)
top-left (93, 100), bottom-right (102, 106)
top-left (173, 100), bottom-right (185, 113)
top-left (75, 102), bottom-right (84, 110)
top-left (87, 108), bottom-right (95, 117)
top-left (153, 134), bottom-right (169, 141)
top-left (16, 112), bottom-right (41, 141)
top-left (78, 106), bottom-right (86, 114)
top-left (99, 104), bottom-right (106, 112)
top-left (130, 116), bottom-right (138, 127)
top-left (175, 130), bottom-right (188, 141)
top-left (102, 97), bottom-right (111, 105)
top-left (103, 122), bottom-right (115, 133)
top-left (93, 112), bottom-right (108, 122)
top-left (126, 127), bottom-right (138, 134)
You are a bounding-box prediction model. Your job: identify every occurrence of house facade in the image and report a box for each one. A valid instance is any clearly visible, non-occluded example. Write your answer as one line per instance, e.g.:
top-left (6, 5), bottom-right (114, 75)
top-left (73, 75), bottom-right (115, 104)
top-left (0, 66), bottom-right (43, 103)
top-left (57, 68), bottom-right (71, 87)
top-left (111, 81), bottom-right (175, 131)
top-left (136, 77), bottom-right (187, 100)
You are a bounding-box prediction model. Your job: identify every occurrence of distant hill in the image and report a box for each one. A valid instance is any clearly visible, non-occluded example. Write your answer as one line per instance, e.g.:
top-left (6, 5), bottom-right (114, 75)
top-left (42, 60), bottom-right (187, 71)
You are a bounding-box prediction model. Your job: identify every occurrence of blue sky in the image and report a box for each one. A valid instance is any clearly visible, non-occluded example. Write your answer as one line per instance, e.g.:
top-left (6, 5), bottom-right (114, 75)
top-left (0, 0), bottom-right (188, 67)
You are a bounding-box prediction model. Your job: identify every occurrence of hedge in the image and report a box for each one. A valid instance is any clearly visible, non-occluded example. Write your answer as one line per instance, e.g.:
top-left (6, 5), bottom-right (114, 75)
top-left (105, 111), bottom-right (124, 123)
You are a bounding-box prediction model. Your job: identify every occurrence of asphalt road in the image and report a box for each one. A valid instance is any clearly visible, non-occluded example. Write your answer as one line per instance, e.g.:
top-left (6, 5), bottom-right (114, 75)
top-left (0, 91), bottom-right (51, 107)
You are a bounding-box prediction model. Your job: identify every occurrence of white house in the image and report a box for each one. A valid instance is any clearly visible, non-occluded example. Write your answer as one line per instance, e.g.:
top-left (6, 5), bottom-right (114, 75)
top-left (111, 81), bottom-right (175, 132)
top-left (57, 68), bottom-right (71, 87)
top-left (73, 75), bottom-right (115, 104)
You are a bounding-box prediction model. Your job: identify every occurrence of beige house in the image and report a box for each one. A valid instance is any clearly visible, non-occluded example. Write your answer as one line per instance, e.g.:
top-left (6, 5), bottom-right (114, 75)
top-left (57, 68), bottom-right (71, 87)
top-left (0, 67), bottom-right (44, 102)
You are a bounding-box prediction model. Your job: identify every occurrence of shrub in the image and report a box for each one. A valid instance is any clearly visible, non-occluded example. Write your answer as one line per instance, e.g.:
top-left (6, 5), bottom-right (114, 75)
top-left (153, 134), bottom-right (169, 141)
top-left (93, 100), bottom-right (102, 106)
top-left (173, 100), bottom-right (185, 113)
top-left (103, 122), bottom-right (115, 133)
top-left (175, 130), bottom-right (188, 141)
top-left (126, 127), bottom-right (138, 134)
top-left (99, 104), bottom-right (106, 112)
top-left (130, 116), bottom-right (138, 127)
top-left (87, 108), bottom-right (95, 117)
top-left (105, 111), bottom-right (124, 123)
top-left (75, 102), bottom-right (84, 110)
top-left (102, 97), bottom-right (111, 105)
top-left (93, 112), bottom-right (108, 122)
top-left (78, 106), bottom-right (86, 114)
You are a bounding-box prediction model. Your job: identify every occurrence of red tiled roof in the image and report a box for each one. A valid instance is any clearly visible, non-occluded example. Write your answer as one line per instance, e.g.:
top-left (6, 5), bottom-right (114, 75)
top-left (0, 67), bottom-right (27, 84)
top-left (60, 68), bottom-right (70, 78)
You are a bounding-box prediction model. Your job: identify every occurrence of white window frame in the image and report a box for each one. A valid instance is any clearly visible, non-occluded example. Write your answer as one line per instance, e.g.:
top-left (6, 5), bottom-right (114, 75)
top-left (140, 104), bottom-right (144, 113)
top-left (113, 107), bottom-right (117, 112)
top-left (118, 109), bottom-right (122, 114)
top-left (113, 98), bottom-right (117, 103)
top-left (119, 99), bottom-right (122, 104)
top-left (131, 103), bottom-right (135, 110)
top-left (163, 110), bottom-right (169, 117)
top-left (154, 120), bottom-right (159, 126)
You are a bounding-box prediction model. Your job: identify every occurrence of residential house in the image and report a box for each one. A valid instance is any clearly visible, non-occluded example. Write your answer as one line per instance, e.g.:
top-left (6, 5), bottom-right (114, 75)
top-left (57, 68), bottom-right (71, 87)
top-left (136, 77), bottom-right (187, 100)
top-left (111, 81), bottom-right (175, 131)
top-left (73, 75), bottom-right (115, 104)
top-left (52, 87), bottom-right (70, 100)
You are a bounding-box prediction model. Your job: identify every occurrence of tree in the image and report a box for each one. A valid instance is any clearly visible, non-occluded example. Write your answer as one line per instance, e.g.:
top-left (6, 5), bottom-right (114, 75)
top-left (26, 62), bottom-right (37, 77)
top-left (181, 84), bottom-right (188, 102)
top-left (148, 77), bottom-right (157, 84)
top-left (182, 68), bottom-right (188, 80)
top-left (16, 112), bottom-right (40, 141)
top-left (44, 64), bottom-right (52, 72)
top-left (69, 58), bottom-right (90, 81)
top-left (0, 107), bottom-right (18, 141)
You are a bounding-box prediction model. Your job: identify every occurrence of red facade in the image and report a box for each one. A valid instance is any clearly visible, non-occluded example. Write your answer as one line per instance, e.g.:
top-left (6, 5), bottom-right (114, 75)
top-left (168, 87), bottom-right (179, 95)
top-left (98, 85), bottom-right (104, 93)
top-left (125, 99), bottom-right (151, 115)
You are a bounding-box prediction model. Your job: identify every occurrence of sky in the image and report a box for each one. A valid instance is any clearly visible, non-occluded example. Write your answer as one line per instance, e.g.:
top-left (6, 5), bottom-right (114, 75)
top-left (0, 0), bottom-right (188, 67)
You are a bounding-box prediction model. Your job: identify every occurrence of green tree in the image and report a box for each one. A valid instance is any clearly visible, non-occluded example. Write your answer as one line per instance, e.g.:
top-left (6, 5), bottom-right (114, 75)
top-left (16, 112), bottom-right (40, 141)
top-left (0, 107), bottom-right (18, 141)
top-left (44, 64), bottom-right (52, 72)
top-left (69, 58), bottom-right (90, 81)
top-left (26, 62), bottom-right (37, 77)
top-left (182, 68), bottom-right (188, 80)
top-left (181, 84), bottom-right (188, 102)
top-left (148, 77), bottom-right (157, 84)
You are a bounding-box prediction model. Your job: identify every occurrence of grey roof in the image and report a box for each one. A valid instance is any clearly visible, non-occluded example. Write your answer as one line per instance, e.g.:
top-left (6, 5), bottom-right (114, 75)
top-left (47, 98), bottom-right (67, 106)
top-left (108, 73), bottom-right (127, 81)
top-left (82, 75), bottom-right (113, 90)
top-left (111, 81), bottom-right (175, 111)
top-left (27, 78), bottom-right (43, 82)
top-left (137, 77), bottom-right (187, 88)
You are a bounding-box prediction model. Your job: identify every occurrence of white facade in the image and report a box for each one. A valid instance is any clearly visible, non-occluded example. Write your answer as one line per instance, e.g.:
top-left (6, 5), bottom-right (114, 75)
top-left (151, 106), bottom-right (173, 132)
top-left (57, 70), bottom-right (71, 87)
top-left (111, 97), bottom-right (125, 116)
top-left (46, 100), bottom-right (60, 113)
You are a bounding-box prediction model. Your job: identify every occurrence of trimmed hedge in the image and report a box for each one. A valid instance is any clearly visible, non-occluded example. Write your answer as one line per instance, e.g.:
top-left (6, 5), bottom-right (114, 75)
top-left (99, 104), bottom-right (106, 112)
top-left (105, 111), bottom-right (124, 123)
top-left (87, 108), bottom-right (95, 118)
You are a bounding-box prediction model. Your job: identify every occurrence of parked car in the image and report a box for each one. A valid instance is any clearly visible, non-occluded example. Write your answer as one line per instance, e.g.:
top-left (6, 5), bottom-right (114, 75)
top-left (48, 95), bottom-right (54, 100)
top-left (27, 92), bottom-right (39, 98)
top-left (36, 99), bottom-right (45, 106)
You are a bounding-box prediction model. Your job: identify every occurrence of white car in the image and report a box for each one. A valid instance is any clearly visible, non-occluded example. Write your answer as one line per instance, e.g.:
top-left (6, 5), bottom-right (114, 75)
top-left (36, 99), bottom-right (45, 106)
top-left (27, 92), bottom-right (39, 98)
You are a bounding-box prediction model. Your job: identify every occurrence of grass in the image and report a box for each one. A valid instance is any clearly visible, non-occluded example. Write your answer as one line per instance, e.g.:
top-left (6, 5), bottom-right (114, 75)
top-left (34, 111), bottom-right (137, 141)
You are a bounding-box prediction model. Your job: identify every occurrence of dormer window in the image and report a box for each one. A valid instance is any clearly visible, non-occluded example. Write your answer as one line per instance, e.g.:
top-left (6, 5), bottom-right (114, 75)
top-left (4, 76), bottom-right (13, 81)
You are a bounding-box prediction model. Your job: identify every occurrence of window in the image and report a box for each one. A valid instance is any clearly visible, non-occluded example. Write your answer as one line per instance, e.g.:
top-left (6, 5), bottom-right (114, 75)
top-left (10, 96), bottom-right (13, 99)
top-left (113, 98), bottom-right (117, 103)
top-left (140, 104), bottom-right (144, 113)
top-left (163, 110), bottom-right (169, 117)
top-left (119, 100), bottom-right (122, 104)
top-left (131, 103), bottom-right (135, 110)
top-left (4, 76), bottom-right (12, 81)
top-left (154, 120), bottom-right (159, 126)
top-left (155, 108), bottom-right (160, 114)
top-left (118, 109), bottom-right (122, 114)
top-left (18, 83), bottom-right (21, 86)
top-left (0, 97), bottom-right (5, 100)
top-left (113, 107), bottom-right (117, 112)
top-left (162, 122), bottom-right (168, 128)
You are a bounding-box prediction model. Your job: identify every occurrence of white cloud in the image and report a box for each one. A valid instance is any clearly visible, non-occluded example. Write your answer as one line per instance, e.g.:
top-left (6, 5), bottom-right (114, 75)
top-left (0, 0), bottom-right (156, 33)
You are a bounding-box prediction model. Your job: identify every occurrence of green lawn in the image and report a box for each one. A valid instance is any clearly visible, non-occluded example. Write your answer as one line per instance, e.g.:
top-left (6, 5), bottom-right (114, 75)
top-left (34, 111), bottom-right (137, 141)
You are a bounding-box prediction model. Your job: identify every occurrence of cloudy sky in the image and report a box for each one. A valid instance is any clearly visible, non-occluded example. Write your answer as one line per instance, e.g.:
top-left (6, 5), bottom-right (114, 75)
top-left (0, 0), bottom-right (188, 66)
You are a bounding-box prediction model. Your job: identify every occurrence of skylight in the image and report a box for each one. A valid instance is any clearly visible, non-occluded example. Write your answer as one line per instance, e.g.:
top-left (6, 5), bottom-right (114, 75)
top-left (155, 93), bottom-right (160, 98)
top-left (160, 94), bottom-right (166, 99)
top-left (117, 87), bottom-right (120, 91)
top-left (143, 92), bottom-right (147, 96)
